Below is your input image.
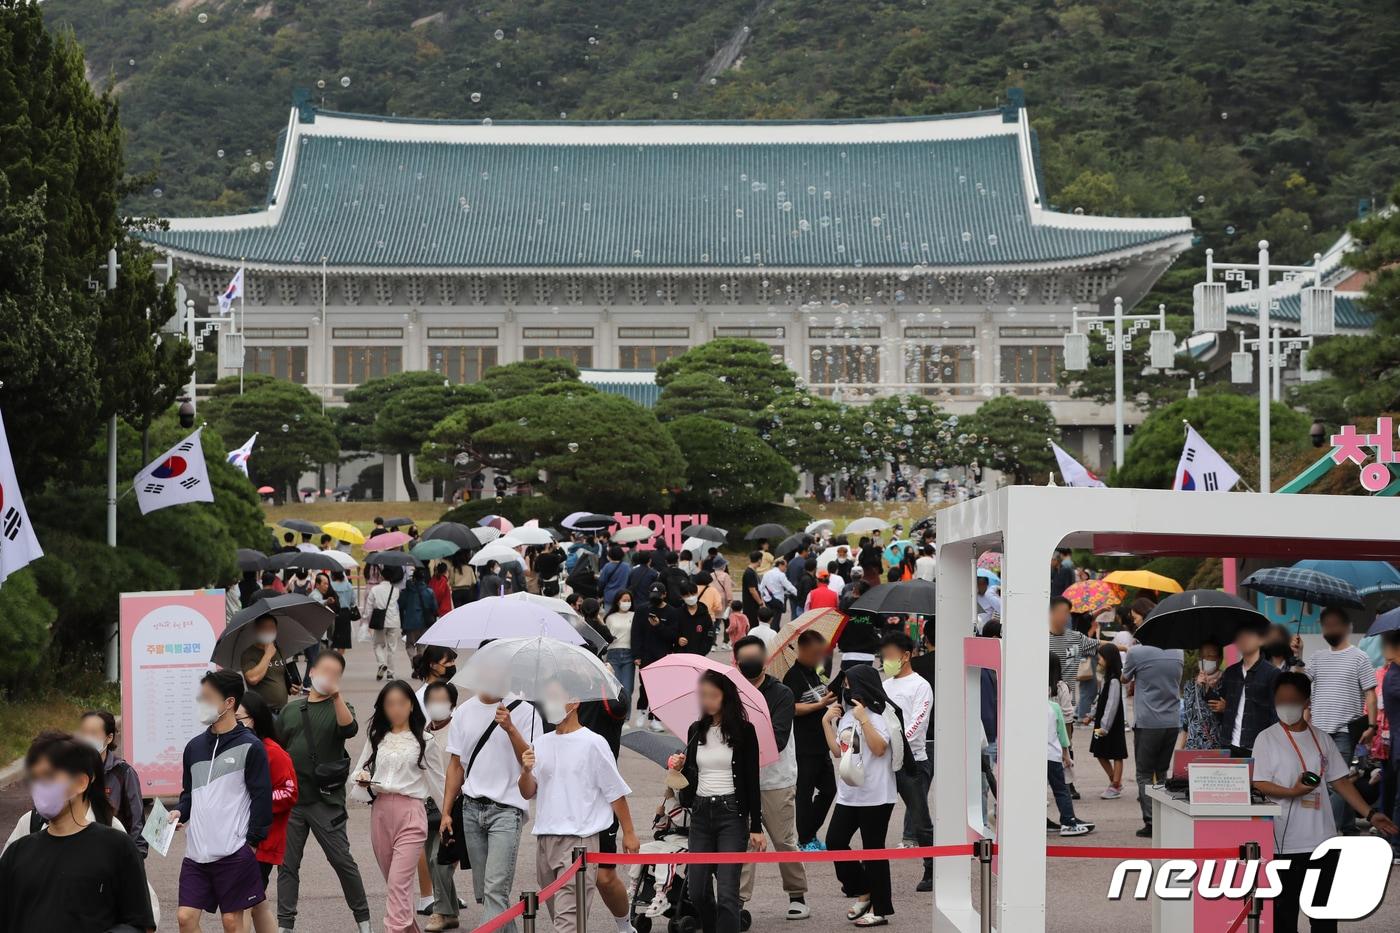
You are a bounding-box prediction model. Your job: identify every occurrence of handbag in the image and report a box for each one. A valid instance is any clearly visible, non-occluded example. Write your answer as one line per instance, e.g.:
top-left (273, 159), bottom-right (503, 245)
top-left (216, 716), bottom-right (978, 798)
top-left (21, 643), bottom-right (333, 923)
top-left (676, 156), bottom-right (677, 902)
top-left (837, 726), bottom-right (866, 787)
top-left (298, 700), bottom-right (351, 798)
top-left (1076, 656), bottom-right (1093, 682)
top-left (437, 699), bottom-right (526, 870)
top-left (368, 606), bottom-right (387, 630)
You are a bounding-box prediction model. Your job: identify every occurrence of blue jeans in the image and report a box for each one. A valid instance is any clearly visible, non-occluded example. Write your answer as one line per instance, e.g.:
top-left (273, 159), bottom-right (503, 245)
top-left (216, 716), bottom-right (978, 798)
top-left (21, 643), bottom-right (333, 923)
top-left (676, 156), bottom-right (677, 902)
top-left (1327, 730), bottom-right (1357, 833)
top-left (1047, 760), bottom-right (1076, 825)
top-left (461, 798), bottom-right (524, 933)
top-left (1075, 674), bottom-right (1097, 722)
top-left (607, 648), bottom-right (635, 702)
top-left (688, 796), bottom-right (748, 933)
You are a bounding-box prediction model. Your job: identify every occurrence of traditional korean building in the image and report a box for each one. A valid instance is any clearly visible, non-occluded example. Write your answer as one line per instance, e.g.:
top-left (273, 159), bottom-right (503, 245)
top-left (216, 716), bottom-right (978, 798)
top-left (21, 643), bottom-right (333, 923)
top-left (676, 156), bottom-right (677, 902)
top-left (142, 91), bottom-right (1193, 473)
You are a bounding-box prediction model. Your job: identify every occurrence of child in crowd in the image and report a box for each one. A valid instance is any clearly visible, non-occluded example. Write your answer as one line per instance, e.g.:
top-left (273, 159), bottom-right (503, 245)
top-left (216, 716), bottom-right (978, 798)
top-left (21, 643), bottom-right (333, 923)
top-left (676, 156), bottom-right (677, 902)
top-left (1048, 654), bottom-right (1094, 837)
top-left (726, 601), bottom-right (750, 646)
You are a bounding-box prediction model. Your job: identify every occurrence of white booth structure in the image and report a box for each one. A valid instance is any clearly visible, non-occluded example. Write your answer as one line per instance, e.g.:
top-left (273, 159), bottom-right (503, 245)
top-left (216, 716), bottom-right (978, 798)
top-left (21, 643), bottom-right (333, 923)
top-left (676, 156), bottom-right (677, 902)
top-left (932, 485), bottom-right (1400, 933)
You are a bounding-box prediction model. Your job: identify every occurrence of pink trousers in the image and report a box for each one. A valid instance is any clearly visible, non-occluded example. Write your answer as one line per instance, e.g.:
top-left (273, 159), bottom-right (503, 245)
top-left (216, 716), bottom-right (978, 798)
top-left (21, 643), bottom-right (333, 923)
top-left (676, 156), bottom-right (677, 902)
top-left (370, 793), bottom-right (428, 933)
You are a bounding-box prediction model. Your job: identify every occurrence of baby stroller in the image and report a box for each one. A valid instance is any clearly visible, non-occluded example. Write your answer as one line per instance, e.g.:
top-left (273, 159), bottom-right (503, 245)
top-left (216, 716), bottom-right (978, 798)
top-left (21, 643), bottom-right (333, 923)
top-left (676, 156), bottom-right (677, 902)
top-left (629, 796), bottom-right (700, 933)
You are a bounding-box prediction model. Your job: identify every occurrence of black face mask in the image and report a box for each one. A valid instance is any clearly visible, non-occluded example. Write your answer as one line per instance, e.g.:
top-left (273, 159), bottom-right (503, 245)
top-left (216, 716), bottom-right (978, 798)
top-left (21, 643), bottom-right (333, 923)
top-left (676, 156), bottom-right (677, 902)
top-left (737, 658), bottom-right (764, 680)
top-left (1322, 632), bottom-right (1346, 648)
top-left (1263, 642), bottom-right (1288, 659)
top-left (441, 665), bottom-right (458, 680)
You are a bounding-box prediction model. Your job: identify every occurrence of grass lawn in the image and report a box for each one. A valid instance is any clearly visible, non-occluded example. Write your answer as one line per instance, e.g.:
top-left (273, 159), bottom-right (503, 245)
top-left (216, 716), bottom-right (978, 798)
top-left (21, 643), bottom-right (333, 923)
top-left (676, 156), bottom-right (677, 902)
top-left (0, 678), bottom-right (121, 764)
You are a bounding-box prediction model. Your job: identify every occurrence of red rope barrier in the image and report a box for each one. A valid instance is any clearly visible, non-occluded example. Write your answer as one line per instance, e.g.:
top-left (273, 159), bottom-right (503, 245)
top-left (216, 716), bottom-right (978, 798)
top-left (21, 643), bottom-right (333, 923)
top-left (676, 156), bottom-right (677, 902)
top-left (591, 844), bottom-right (975, 865)
top-left (1223, 898), bottom-right (1253, 933)
top-left (465, 857), bottom-right (584, 933)
top-left (1045, 845), bottom-right (1242, 860)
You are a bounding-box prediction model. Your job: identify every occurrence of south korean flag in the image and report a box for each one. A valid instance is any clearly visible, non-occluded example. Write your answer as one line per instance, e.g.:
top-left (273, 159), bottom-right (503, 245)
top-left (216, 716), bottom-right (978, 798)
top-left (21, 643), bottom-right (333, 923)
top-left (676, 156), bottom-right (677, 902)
top-left (0, 410), bottom-right (43, 586)
top-left (1172, 424), bottom-right (1241, 493)
top-left (134, 427), bottom-right (215, 515)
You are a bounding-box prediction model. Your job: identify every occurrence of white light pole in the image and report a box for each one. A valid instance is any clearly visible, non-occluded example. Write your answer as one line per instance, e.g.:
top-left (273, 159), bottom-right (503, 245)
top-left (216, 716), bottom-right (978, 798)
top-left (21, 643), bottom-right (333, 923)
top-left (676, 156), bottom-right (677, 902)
top-left (1193, 242), bottom-right (1332, 492)
top-left (1062, 296), bottom-right (1177, 469)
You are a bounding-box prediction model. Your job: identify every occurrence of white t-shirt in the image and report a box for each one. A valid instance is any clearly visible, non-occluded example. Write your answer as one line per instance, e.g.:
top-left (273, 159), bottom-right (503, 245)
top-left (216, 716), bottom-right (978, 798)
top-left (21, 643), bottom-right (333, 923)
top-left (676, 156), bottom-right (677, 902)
top-left (369, 580), bottom-right (402, 629)
top-left (444, 695), bottom-right (542, 812)
top-left (695, 727), bottom-right (737, 797)
top-left (914, 556), bottom-right (936, 582)
top-left (883, 674), bottom-right (934, 761)
top-left (1251, 722), bottom-right (1349, 854)
top-left (827, 574), bottom-right (846, 594)
top-left (530, 727), bottom-right (631, 837)
top-left (835, 709), bottom-right (897, 807)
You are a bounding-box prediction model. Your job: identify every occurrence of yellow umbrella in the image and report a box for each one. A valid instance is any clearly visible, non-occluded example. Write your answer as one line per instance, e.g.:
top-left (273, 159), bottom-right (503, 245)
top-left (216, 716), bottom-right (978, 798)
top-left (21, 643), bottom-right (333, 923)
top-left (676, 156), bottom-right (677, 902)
top-left (1103, 569), bottom-right (1184, 594)
top-left (321, 521), bottom-right (366, 545)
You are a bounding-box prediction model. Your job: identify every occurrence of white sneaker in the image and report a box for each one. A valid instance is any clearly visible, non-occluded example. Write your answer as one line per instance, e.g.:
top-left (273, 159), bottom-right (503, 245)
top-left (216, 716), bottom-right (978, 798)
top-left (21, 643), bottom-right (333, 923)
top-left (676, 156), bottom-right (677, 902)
top-left (358, 921), bottom-right (374, 933)
top-left (633, 712), bottom-right (648, 728)
top-left (787, 899), bottom-right (811, 919)
top-left (1100, 786), bottom-right (1122, 799)
top-left (647, 718), bottom-right (666, 733)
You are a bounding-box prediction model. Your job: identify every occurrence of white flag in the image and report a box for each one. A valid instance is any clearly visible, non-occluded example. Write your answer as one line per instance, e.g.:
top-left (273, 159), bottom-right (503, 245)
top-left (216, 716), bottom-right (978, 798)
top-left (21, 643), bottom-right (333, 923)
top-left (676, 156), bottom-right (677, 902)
top-left (1049, 441), bottom-right (1106, 488)
top-left (1172, 424), bottom-right (1241, 492)
top-left (226, 432), bottom-right (257, 476)
top-left (217, 268), bottom-right (244, 314)
top-left (135, 428), bottom-right (214, 515)
top-left (0, 410), bottom-right (43, 585)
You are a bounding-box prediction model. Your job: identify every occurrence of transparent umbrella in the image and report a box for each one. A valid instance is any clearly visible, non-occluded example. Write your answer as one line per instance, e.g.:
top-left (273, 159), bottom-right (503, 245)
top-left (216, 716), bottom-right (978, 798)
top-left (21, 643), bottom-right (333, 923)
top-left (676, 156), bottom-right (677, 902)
top-left (452, 636), bottom-right (622, 702)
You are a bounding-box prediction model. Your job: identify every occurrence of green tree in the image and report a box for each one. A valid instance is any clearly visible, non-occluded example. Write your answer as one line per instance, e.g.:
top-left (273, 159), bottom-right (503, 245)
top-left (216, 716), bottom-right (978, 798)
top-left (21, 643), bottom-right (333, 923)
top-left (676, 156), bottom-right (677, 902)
top-left (1116, 393), bottom-right (1310, 490)
top-left (480, 358), bottom-right (581, 400)
top-left (1057, 310), bottom-right (1205, 411)
top-left (964, 396), bottom-right (1059, 484)
top-left (337, 371), bottom-right (449, 453)
top-left (759, 391), bottom-right (861, 478)
top-left (201, 377), bottom-right (338, 499)
top-left (654, 373), bottom-right (751, 424)
top-left (656, 339), bottom-right (796, 413)
top-left (428, 390), bottom-right (685, 511)
top-left (378, 383), bottom-right (490, 496)
top-left (666, 415), bottom-right (797, 511)
top-left (861, 394), bottom-right (970, 475)
top-left (0, 569), bottom-right (55, 693)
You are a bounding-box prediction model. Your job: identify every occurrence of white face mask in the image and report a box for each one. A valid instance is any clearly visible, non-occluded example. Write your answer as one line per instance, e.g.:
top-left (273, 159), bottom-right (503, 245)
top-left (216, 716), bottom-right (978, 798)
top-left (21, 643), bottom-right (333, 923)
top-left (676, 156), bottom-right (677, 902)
top-left (1276, 703), bottom-right (1305, 726)
top-left (683, 596), bottom-right (698, 607)
top-left (196, 700), bottom-right (224, 726)
top-left (83, 735), bottom-right (108, 755)
top-left (256, 631), bottom-right (277, 645)
top-left (542, 699), bottom-right (568, 723)
top-left (426, 702), bottom-right (452, 722)
top-left (617, 602), bottom-right (632, 613)
top-left (1199, 660), bottom-right (1218, 674)
top-left (310, 675), bottom-right (339, 696)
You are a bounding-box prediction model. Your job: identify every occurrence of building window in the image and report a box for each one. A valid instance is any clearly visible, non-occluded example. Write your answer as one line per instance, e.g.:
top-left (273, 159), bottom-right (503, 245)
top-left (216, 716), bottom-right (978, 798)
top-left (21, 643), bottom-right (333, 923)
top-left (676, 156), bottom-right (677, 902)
top-left (906, 345), bottom-right (975, 395)
top-left (333, 346), bottom-right (402, 385)
top-left (618, 326), bottom-right (689, 339)
top-left (617, 346), bottom-right (685, 370)
top-left (904, 326), bottom-right (976, 338)
top-left (427, 327), bottom-right (499, 339)
top-left (245, 327), bottom-right (310, 339)
top-left (809, 345), bottom-right (879, 384)
top-left (999, 345), bottom-right (1063, 392)
top-left (523, 345), bottom-right (594, 367)
top-left (999, 326), bottom-right (1066, 338)
top-left (714, 326), bottom-right (785, 339)
top-left (332, 327), bottom-right (403, 339)
top-left (245, 346), bottom-right (307, 383)
top-left (809, 326), bottom-right (881, 339)
top-left (428, 345), bottom-right (498, 383)
top-left (523, 327), bottom-right (594, 340)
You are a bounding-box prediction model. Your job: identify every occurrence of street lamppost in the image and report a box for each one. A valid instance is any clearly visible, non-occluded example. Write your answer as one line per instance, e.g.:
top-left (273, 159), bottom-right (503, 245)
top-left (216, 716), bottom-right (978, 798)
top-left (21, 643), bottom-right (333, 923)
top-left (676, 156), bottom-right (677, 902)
top-left (1230, 325), bottom-right (1314, 402)
top-left (1192, 241), bottom-right (1333, 492)
top-left (1062, 296), bottom-right (1178, 469)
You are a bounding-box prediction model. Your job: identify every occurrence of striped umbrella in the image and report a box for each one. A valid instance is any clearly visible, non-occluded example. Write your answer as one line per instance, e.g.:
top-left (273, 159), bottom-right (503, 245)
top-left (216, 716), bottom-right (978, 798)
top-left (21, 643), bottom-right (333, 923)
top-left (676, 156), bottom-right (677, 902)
top-left (1242, 567), bottom-right (1364, 609)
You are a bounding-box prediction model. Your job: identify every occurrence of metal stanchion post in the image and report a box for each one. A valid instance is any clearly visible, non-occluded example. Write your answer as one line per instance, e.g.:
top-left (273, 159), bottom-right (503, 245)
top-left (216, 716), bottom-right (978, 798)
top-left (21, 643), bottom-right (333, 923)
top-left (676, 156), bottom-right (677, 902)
top-left (974, 837), bottom-right (994, 933)
top-left (1242, 841), bottom-right (1263, 933)
top-left (573, 845), bottom-right (588, 931)
top-left (521, 891), bottom-right (539, 933)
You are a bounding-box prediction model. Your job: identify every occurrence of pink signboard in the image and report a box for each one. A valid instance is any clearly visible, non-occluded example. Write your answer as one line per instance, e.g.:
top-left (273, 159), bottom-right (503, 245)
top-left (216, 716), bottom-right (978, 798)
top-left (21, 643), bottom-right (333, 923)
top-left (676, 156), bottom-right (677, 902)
top-left (120, 589), bottom-right (226, 797)
top-left (1330, 418), bottom-right (1398, 491)
top-left (611, 512), bottom-right (710, 551)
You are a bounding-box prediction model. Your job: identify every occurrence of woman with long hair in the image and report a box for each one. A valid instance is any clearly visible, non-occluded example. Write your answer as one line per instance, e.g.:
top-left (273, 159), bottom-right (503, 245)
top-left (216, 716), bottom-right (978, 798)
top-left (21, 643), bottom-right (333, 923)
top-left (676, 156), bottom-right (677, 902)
top-left (349, 680), bottom-right (445, 933)
top-left (76, 709), bottom-right (146, 856)
top-left (237, 691), bottom-right (298, 933)
top-left (0, 731), bottom-right (155, 931)
top-left (821, 665), bottom-right (904, 927)
top-left (669, 670), bottom-right (764, 933)
top-left (1089, 643), bottom-right (1127, 798)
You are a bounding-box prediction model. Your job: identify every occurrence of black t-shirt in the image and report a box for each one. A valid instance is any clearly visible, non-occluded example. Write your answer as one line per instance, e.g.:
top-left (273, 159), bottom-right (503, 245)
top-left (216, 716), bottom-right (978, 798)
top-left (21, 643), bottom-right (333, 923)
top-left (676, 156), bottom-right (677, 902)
top-left (0, 823), bottom-right (155, 933)
top-left (783, 662), bottom-right (830, 755)
top-left (741, 567), bottom-right (761, 617)
top-left (534, 550), bottom-right (565, 580)
top-left (578, 686), bottom-right (631, 758)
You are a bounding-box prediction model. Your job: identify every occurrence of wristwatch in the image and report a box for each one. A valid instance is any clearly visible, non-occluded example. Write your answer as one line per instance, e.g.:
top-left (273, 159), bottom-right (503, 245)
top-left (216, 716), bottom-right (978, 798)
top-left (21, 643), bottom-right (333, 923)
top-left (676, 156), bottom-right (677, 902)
top-left (1365, 807), bottom-right (1380, 823)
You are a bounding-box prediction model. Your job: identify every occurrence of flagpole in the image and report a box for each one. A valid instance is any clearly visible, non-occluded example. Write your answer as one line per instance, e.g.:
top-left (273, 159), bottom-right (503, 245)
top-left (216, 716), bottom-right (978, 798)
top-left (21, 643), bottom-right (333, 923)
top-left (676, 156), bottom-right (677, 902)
top-left (238, 257), bottom-right (246, 395)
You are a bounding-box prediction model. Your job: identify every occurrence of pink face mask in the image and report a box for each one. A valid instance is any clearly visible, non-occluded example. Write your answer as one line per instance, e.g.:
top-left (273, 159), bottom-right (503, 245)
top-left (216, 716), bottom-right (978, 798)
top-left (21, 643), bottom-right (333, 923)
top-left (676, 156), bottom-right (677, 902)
top-left (30, 779), bottom-right (72, 821)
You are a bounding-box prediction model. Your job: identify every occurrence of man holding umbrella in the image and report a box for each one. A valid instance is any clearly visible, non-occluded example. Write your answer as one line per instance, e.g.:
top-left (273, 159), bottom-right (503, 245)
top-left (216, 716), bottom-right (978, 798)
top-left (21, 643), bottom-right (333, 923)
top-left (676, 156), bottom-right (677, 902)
top-left (240, 616), bottom-right (298, 714)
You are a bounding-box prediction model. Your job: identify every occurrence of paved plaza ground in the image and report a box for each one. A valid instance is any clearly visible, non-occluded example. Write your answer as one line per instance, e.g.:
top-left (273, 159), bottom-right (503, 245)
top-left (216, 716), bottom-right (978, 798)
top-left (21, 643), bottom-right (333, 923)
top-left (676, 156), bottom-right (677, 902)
top-left (3, 638), bottom-right (1396, 931)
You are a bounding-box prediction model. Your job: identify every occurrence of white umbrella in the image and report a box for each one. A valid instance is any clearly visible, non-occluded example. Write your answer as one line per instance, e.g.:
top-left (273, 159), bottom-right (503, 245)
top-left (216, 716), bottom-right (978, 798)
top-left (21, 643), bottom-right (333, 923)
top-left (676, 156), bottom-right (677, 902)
top-left (322, 549), bottom-right (359, 571)
top-left (419, 597), bottom-right (585, 650)
top-left (680, 536), bottom-right (712, 559)
top-left (453, 636), bottom-right (622, 702)
top-left (509, 526), bottom-right (556, 546)
top-left (503, 591), bottom-right (583, 623)
top-left (493, 535), bottom-right (526, 550)
top-left (469, 543), bottom-right (525, 567)
top-left (612, 524), bottom-right (654, 545)
top-left (804, 519), bottom-right (835, 535)
top-left (844, 516), bottom-right (890, 535)
top-left (814, 546), bottom-right (846, 570)
top-left (473, 526), bottom-right (503, 544)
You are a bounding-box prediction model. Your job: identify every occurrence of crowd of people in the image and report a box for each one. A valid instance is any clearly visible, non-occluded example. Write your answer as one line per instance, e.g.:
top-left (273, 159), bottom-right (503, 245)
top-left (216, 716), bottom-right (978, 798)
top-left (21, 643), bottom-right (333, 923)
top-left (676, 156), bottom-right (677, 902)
top-left (3, 519), bottom-right (1399, 933)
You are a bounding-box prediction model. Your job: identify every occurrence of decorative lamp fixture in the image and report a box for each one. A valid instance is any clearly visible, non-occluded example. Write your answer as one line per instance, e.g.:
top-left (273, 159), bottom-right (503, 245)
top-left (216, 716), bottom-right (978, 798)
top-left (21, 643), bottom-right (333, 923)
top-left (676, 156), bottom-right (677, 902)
top-left (1300, 286), bottom-right (1335, 336)
top-left (1062, 332), bottom-right (1089, 371)
top-left (1230, 351), bottom-right (1254, 384)
top-left (1149, 330), bottom-right (1177, 369)
top-left (1192, 282), bottom-right (1227, 332)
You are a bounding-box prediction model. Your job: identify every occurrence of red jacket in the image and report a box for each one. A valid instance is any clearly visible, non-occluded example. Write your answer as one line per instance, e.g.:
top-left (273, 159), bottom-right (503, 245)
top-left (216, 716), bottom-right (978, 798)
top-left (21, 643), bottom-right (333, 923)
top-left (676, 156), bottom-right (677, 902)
top-left (256, 738), bottom-right (298, 865)
top-left (805, 585), bottom-right (840, 611)
top-left (429, 575), bottom-right (454, 618)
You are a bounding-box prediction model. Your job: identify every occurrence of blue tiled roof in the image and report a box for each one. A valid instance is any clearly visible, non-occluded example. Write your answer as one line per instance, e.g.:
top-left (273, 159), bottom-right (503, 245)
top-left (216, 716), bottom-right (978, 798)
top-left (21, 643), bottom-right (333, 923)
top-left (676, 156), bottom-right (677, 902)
top-left (579, 370), bottom-right (660, 408)
top-left (140, 108), bottom-right (1191, 271)
top-left (1227, 292), bottom-right (1373, 330)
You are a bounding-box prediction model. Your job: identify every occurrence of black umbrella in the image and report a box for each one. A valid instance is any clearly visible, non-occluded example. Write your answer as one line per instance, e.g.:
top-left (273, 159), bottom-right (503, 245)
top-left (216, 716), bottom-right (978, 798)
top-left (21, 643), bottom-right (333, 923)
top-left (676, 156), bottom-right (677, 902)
top-left (277, 519), bottom-right (322, 535)
top-left (682, 524), bottom-right (728, 544)
top-left (745, 523), bottom-right (791, 541)
top-left (382, 517), bottom-right (414, 528)
top-left (910, 516), bottom-right (936, 534)
top-left (213, 594), bottom-right (333, 669)
top-left (851, 580), bottom-right (937, 616)
top-left (366, 551), bottom-right (424, 568)
top-left (237, 548), bottom-right (269, 572)
top-left (775, 533), bottom-right (807, 557)
top-left (564, 513), bottom-right (615, 531)
top-left (271, 550), bottom-right (344, 573)
top-left (1134, 590), bottom-right (1270, 650)
top-left (422, 522), bottom-right (479, 551)
top-left (1241, 567), bottom-right (1363, 610)
top-left (620, 730), bottom-right (686, 768)
top-left (1367, 607), bottom-right (1400, 638)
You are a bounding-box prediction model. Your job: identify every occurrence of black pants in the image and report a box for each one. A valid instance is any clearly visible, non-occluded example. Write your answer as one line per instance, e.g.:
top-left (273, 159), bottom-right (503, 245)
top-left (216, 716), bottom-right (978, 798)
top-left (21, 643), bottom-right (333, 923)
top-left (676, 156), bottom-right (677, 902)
top-left (896, 757), bottom-right (934, 870)
top-left (1272, 852), bottom-right (1338, 933)
top-left (1133, 726), bottom-right (1179, 823)
top-left (794, 753), bottom-right (836, 844)
top-left (687, 796), bottom-right (748, 933)
top-left (826, 803), bottom-right (894, 917)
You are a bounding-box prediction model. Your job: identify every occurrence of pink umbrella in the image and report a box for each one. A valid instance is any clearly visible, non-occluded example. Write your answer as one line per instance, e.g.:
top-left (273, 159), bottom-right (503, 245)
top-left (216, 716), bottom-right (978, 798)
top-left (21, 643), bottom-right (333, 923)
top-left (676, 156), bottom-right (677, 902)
top-left (639, 655), bottom-right (779, 766)
top-left (479, 514), bottom-right (515, 533)
top-left (362, 531), bottom-right (411, 552)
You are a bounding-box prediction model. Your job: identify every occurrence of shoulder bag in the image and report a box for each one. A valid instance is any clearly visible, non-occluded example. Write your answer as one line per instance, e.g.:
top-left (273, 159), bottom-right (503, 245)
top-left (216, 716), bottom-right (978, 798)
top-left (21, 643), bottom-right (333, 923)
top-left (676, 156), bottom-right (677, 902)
top-left (298, 699), bottom-right (351, 798)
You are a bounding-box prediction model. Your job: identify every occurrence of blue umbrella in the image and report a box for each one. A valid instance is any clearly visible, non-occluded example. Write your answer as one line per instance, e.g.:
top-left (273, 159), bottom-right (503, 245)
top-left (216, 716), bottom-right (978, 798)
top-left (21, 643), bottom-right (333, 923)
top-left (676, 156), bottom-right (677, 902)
top-left (1242, 567), bottom-right (1363, 609)
top-left (1367, 607), bottom-right (1400, 638)
top-left (883, 539), bottom-right (915, 564)
top-left (977, 568), bottom-right (1000, 585)
top-left (1291, 560), bottom-right (1400, 596)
